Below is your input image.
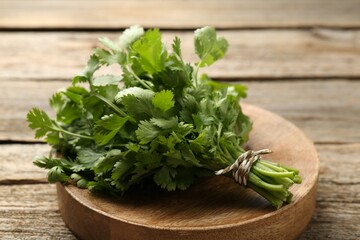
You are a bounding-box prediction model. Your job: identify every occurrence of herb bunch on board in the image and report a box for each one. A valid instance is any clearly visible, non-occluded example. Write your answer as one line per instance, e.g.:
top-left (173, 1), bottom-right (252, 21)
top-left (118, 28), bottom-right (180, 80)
top-left (27, 26), bottom-right (301, 209)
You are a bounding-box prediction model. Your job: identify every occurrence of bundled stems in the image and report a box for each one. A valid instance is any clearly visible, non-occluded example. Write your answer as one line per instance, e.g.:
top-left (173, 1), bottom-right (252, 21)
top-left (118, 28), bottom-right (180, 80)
top-left (215, 150), bottom-right (302, 209)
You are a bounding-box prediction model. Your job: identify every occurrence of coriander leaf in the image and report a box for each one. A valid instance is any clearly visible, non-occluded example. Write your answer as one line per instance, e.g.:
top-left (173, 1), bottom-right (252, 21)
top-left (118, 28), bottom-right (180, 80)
top-left (95, 48), bottom-right (124, 65)
top-left (76, 148), bottom-right (104, 168)
top-left (114, 87), bottom-right (154, 103)
top-left (99, 37), bottom-right (119, 52)
top-left (62, 86), bottom-right (88, 105)
top-left (153, 166), bottom-right (177, 191)
top-left (46, 132), bottom-right (60, 145)
top-left (121, 94), bottom-right (158, 120)
top-left (172, 167), bottom-right (195, 190)
top-left (95, 114), bottom-right (129, 130)
top-left (135, 120), bottom-right (162, 144)
top-left (93, 75), bottom-right (122, 86)
top-left (94, 149), bottom-right (122, 174)
top-left (178, 143), bottom-right (202, 167)
top-left (71, 173), bottom-right (89, 189)
top-left (94, 114), bottom-right (129, 145)
top-left (118, 25), bottom-right (144, 50)
top-left (49, 92), bottom-right (63, 113)
top-left (72, 54), bottom-right (100, 85)
top-left (194, 26), bottom-right (229, 67)
top-left (172, 36), bottom-right (182, 57)
top-left (150, 117), bottom-right (178, 129)
top-left (27, 108), bottom-right (59, 139)
top-left (205, 78), bottom-right (247, 98)
top-left (152, 90), bottom-right (175, 112)
top-left (132, 29), bottom-right (167, 74)
top-left (47, 166), bottom-right (70, 183)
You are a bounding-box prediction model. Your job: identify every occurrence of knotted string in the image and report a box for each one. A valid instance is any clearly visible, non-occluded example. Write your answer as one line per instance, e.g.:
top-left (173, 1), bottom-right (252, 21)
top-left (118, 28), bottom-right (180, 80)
top-left (215, 149), bottom-right (272, 186)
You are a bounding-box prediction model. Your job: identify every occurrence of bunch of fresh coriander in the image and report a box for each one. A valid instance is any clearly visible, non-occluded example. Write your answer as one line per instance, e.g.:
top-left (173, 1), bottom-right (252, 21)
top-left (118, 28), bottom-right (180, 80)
top-left (27, 26), bottom-right (301, 209)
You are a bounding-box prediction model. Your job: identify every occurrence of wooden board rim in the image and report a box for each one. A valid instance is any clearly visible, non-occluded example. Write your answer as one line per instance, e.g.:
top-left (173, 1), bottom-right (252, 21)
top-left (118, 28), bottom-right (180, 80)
top-left (56, 103), bottom-right (319, 239)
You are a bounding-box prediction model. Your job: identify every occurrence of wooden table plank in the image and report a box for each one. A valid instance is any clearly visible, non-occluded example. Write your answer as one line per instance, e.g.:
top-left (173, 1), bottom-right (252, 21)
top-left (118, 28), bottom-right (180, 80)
top-left (1, 143), bottom-right (359, 239)
top-left (2, 144), bottom-right (360, 203)
top-left (1, 30), bottom-right (360, 80)
top-left (1, 0), bottom-right (360, 29)
top-left (0, 144), bottom-right (48, 184)
top-left (0, 80), bottom-right (358, 143)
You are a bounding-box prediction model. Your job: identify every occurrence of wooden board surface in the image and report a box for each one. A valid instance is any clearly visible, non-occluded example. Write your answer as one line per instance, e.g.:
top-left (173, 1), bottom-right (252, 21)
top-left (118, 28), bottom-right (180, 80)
top-left (1, 0), bottom-right (360, 29)
top-left (1, 80), bottom-right (358, 143)
top-left (55, 104), bottom-right (318, 240)
top-left (1, 30), bottom-right (360, 80)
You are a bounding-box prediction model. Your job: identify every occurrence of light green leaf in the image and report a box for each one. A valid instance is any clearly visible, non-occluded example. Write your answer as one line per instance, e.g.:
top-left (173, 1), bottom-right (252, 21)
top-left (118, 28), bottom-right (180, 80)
top-left (150, 117), bottom-right (178, 129)
top-left (118, 25), bottom-right (144, 50)
top-left (152, 90), bottom-right (174, 112)
top-left (93, 75), bottom-right (122, 86)
top-left (27, 108), bottom-right (58, 139)
top-left (205, 79), bottom-right (247, 98)
top-left (94, 114), bottom-right (129, 145)
top-left (114, 87), bottom-right (154, 103)
top-left (72, 54), bottom-right (100, 85)
top-left (194, 26), bottom-right (229, 67)
top-left (132, 29), bottom-right (167, 74)
top-left (99, 37), bottom-right (119, 52)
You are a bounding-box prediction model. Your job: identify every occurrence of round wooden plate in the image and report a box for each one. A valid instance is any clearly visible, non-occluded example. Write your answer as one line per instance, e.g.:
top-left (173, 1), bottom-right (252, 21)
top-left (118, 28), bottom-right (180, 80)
top-left (56, 104), bottom-right (319, 240)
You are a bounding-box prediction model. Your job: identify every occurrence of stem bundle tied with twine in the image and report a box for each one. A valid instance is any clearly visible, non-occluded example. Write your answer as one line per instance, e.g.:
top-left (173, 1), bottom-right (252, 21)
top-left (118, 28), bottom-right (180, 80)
top-left (215, 149), bottom-right (302, 209)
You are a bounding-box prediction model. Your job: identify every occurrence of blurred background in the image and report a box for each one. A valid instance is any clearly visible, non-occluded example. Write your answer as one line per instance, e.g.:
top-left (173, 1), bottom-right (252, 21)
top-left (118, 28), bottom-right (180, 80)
top-left (0, 0), bottom-right (359, 239)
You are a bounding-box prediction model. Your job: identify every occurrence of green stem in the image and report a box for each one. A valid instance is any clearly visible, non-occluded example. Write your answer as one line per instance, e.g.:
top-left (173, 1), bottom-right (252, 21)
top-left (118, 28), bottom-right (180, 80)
top-left (56, 126), bottom-right (93, 140)
top-left (252, 166), bottom-right (295, 178)
top-left (92, 93), bottom-right (135, 123)
top-left (249, 172), bottom-right (284, 192)
top-left (127, 66), bottom-right (153, 90)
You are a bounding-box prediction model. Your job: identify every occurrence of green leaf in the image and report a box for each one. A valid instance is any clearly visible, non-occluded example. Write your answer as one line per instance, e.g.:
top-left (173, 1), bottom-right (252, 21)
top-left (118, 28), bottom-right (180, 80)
top-left (76, 148), bottom-right (104, 168)
top-left (95, 48), bottom-right (124, 65)
top-left (135, 120), bottom-right (162, 144)
top-left (172, 36), bottom-right (182, 57)
top-left (94, 149), bottom-right (122, 174)
top-left (62, 86), bottom-right (88, 105)
top-left (27, 108), bottom-right (58, 139)
top-left (49, 92), bottom-right (63, 113)
top-left (71, 173), bottom-right (88, 188)
top-left (150, 117), bottom-right (178, 129)
top-left (47, 166), bottom-right (69, 183)
top-left (115, 87), bottom-right (154, 103)
top-left (72, 54), bottom-right (100, 85)
top-left (132, 29), bottom-right (167, 74)
top-left (152, 90), bottom-right (175, 112)
top-left (194, 26), bottom-right (229, 67)
top-left (93, 75), bottom-right (122, 86)
top-left (94, 114), bottom-right (129, 145)
top-left (153, 166), bottom-right (177, 191)
top-left (118, 25), bottom-right (144, 50)
top-left (121, 94), bottom-right (157, 120)
top-left (99, 37), bottom-right (119, 52)
top-left (205, 78), bottom-right (247, 98)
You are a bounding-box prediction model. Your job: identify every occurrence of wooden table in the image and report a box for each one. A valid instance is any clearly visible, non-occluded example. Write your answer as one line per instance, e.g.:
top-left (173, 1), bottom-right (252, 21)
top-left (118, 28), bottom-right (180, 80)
top-left (1, 1), bottom-right (359, 239)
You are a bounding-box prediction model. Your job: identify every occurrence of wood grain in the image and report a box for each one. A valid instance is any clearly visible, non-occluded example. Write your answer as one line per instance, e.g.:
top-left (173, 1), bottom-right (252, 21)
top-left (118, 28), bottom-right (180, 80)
top-left (54, 104), bottom-right (317, 240)
top-left (1, 80), bottom-right (358, 143)
top-left (0, 0), bottom-right (360, 29)
top-left (0, 144), bottom-right (48, 184)
top-left (1, 30), bottom-right (360, 80)
top-left (1, 143), bottom-right (359, 239)
top-left (2, 143), bottom-right (360, 203)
